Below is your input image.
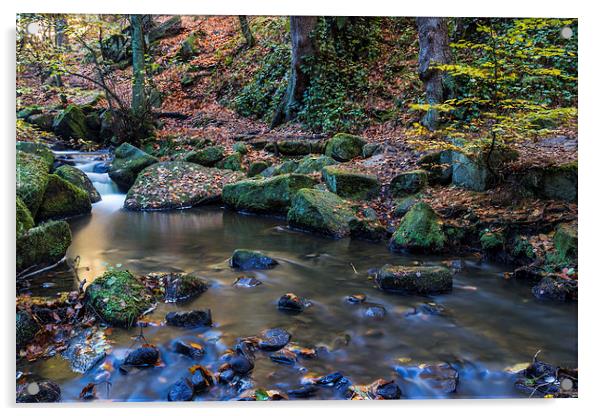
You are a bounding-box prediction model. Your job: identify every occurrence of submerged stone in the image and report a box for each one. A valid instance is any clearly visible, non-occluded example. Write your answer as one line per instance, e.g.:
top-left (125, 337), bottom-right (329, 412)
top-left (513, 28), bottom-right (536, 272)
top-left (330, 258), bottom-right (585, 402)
top-left (121, 346), bottom-right (160, 370)
top-left (16, 220), bottom-right (72, 273)
top-left (36, 174), bottom-right (92, 221)
top-left (109, 142), bottom-right (159, 190)
top-left (124, 162), bottom-right (243, 210)
top-left (389, 202), bottom-right (446, 253)
top-left (230, 249), bottom-right (278, 270)
top-left (532, 277), bottom-right (575, 302)
top-left (233, 276), bottom-right (263, 288)
top-left (62, 327), bottom-right (109, 373)
top-left (166, 310), bottom-right (212, 328)
top-left (54, 164), bottom-right (101, 203)
top-left (322, 165), bottom-right (380, 200)
top-left (223, 174), bottom-right (317, 214)
top-left (375, 265), bottom-right (453, 295)
top-left (85, 269), bottom-right (154, 327)
top-left (16, 379), bottom-right (61, 403)
top-left (168, 378), bottom-right (194, 401)
top-left (396, 363), bottom-right (459, 395)
top-left (277, 293), bottom-right (306, 312)
top-left (257, 328), bottom-right (291, 351)
top-left (325, 133), bottom-right (366, 162)
top-left (173, 340), bottom-right (205, 360)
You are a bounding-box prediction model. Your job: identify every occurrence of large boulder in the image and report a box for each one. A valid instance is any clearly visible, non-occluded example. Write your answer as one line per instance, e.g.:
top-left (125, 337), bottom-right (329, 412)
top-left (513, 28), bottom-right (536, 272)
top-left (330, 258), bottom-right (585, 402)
top-left (16, 141), bottom-right (54, 170)
top-left (322, 166), bottom-right (379, 200)
top-left (324, 133), bottom-right (366, 162)
top-left (124, 161), bottom-right (243, 210)
top-left (52, 104), bottom-right (89, 139)
top-left (36, 174), bottom-right (92, 221)
top-left (85, 270), bottom-right (155, 327)
top-left (16, 197), bottom-right (34, 238)
top-left (265, 140), bottom-right (312, 156)
top-left (418, 150), bottom-right (453, 185)
top-left (216, 153), bottom-right (243, 171)
top-left (109, 142), bottom-right (159, 190)
top-left (294, 155), bottom-right (337, 174)
top-left (390, 170), bottom-right (428, 197)
top-left (16, 150), bottom-right (50, 217)
top-left (223, 174), bottom-right (317, 214)
top-left (55, 165), bottom-right (101, 203)
top-left (375, 265), bottom-right (453, 295)
top-left (390, 202), bottom-right (446, 253)
top-left (184, 145), bottom-right (225, 167)
top-left (16, 220), bottom-right (72, 273)
top-left (287, 189), bottom-right (355, 238)
top-left (451, 142), bottom-right (518, 191)
top-left (520, 162), bottom-right (577, 202)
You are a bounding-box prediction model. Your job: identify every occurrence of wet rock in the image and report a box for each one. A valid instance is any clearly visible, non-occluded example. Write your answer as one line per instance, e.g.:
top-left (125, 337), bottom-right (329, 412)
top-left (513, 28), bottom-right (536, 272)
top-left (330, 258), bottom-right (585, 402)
top-left (229, 353), bottom-right (254, 375)
top-left (54, 164), bottom-right (101, 203)
top-left (389, 202), bottom-right (446, 253)
top-left (223, 174), bottom-right (317, 214)
top-left (286, 344), bottom-right (318, 359)
top-left (233, 276), bottom-right (262, 288)
top-left (372, 379), bottom-right (402, 399)
top-left (16, 220), bottom-right (72, 273)
top-left (165, 310), bottom-right (212, 328)
top-left (287, 385), bottom-right (318, 398)
top-left (190, 365), bottom-right (215, 392)
top-left (315, 371), bottom-right (344, 386)
top-left (230, 249), bottom-right (278, 270)
top-left (124, 162), bottom-right (243, 210)
top-left (325, 133), bottom-right (366, 162)
top-left (532, 277), bottom-right (576, 302)
top-left (515, 360), bottom-right (560, 397)
top-left (173, 340), bottom-right (205, 360)
top-left (109, 142), bottom-right (159, 191)
top-left (406, 302), bottom-right (446, 316)
top-left (362, 304), bottom-right (387, 320)
top-left (396, 363), bottom-right (459, 394)
top-left (16, 141), bottom-right (54, 170)
top-left (121, 345), bottom-right (160, 369)
top-left (322, 166), bottom-right (380, 200)
top-left (92, 161), bottom-right (111, 173)
top-left (294, 155), bottom-right (337, 174)
top-left (278, 293), bottom-right (307, 312)
top-left (167, 378), bottom-right (194, 401)
top-left (62, 327), bottom-right (109, 373)
top-left (85, 269), bottom-right (154, 327)
top-left (287, 188), bottom-right (355, 238)
top-left (158, 272), bottom-right (208, 303)
top-left (390, 170), bottom-right (428, 197)
top-left (16, 150), bottom-right (50, 217)
top-left (375, 265), bottom-right (453, 295)
top-left (270, 349), bottom-right (297, 366)
top-left (345, 294), bottom-right (366, 304)
top-left (183, 145), bottom-right (225, 166)
top-left (36, 173), bottom-right (92, 221)
top-left (257, 328), bottom-right (291, 351)
top-left (16, 310), bottom-right (39, 349)
top-left (16, 379), bottom-right (61, 403)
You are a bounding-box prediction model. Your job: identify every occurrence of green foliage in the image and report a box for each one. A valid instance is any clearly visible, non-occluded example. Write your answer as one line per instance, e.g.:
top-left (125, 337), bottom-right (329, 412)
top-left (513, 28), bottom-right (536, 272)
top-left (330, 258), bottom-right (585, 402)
top-left (411, 18), bottom-right (577, 141)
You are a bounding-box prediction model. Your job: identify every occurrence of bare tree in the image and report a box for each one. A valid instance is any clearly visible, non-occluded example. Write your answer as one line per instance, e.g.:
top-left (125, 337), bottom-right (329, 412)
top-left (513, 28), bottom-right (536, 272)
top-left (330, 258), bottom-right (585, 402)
top-left (416, 17), bottom-right (452, 130)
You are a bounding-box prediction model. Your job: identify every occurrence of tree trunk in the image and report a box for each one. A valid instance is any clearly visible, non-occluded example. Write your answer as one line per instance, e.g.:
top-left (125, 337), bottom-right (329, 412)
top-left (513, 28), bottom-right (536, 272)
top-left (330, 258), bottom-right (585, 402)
top-left (416, 17), bottom-right (452, 131)
top-left (130, 14), bottom-right (147, 119)
top-left (52, 16), bottom-right (67, 87)
top-left (272, 16), bottom-right (318, 127)
top-left (238, 16), bottom-right (256, 48)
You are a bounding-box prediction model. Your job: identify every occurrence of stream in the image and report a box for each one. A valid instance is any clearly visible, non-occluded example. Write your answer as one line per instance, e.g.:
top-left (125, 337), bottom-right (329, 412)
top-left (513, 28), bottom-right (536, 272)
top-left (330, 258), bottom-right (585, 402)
top-left (17, 151), bottom-right (578, 401)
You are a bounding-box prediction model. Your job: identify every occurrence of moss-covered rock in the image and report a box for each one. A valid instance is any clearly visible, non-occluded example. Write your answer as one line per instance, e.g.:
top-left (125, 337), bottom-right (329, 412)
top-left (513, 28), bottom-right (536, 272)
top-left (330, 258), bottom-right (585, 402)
top-left (16, 150), bottom-right (50, 217)
top-left (324, 133), bottom-right (366, 162)
top-left (294, 155), bottom-right (337, 174)
top-left (390, 202), bottom-right (446, 253)
top-left (233, 142), bottom-right (248, 155)
top-left (16, 141), bottom-right (54, 171)
top-left (554, 223), bottom-right (577, 262)
top-left (349, 207), bottom-right (387, 241)
top-left (16, 197), bottom-right (34, 238)
top-left (36, 174), bottom-right (92, 221)
top-left (322, 166), bottom-right (380, 200)
top-left (85, 269), bottom-right (155, 327)
top-left (28, 112), bottom-right (56, 131)
top-left (177, 33), bottom-right (200, 61)
top-left (230, 249), bottom-right (278, 270)
top-left (109, 142), bottom-right (159, 190)
top-left (390, 170), bottom-right (428, 197)
top-left (216, 153), bottom-right (243, 171)
top-left (16, 310), bottom-right (39, 349)
top-left (247, 161), bottom-right (270, 177)
top-left (418, 150), bottom-right (453, 185)
top-left (451, 142), bottom-right (519, 191)
top-left (17, 105), bottom-right (43, 120)
top-left (393, 195), bottom-right (419, 218)
top-left (273, 160), bottom-right (300, 175)
top-left (183, 145), bottom-right (225, 167)
top-left (16, 220), bottom-right (72, 272)
top-left (522, 162), bottom-right (578, 202)
top-left (223, 174), bottom-right (317, 214)
top-left (144, 272), bottom-right (209, 303)
top-left (52, 104), bottom-right (89, 139)
top-left (287, 188), bottom-right (355, 238)
top-left (480, 229), bottom-right (505, 251)
top-left (55, 164), bottom-right (101, 203)
top-left (375, 265), bottom-right (453, 295)
top-left (124, 161), bottom-right (243, 210)
top-left (265, 140), bottom-right (312, 156)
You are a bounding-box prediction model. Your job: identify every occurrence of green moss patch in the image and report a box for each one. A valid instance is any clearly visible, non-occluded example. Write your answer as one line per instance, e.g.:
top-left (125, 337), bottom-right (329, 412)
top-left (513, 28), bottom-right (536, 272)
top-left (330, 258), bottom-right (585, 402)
top-left (16, 141), bottom-right (54, 171)
top-left (17, 220), bottom-right (72, 272)
top-left (16, 150), bottom-right (50, 217)
top-left (36, 174), bottom-right (92, 221)
top-left (390, 202), bottom-right (446, 253)
top-left (16, 197), bottom-right (34, 238)
top-left (109, 142), bottom-right (159, 190)
top-left (324, 133), bottom-right (366, 162)
top-left (55, 164), bottom-right (101, 203)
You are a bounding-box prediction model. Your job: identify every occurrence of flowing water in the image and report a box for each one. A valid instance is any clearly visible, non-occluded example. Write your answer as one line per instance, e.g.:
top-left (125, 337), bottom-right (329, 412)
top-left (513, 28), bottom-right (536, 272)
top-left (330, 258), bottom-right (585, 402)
top-left (18, 151), bottom-right (578, 402)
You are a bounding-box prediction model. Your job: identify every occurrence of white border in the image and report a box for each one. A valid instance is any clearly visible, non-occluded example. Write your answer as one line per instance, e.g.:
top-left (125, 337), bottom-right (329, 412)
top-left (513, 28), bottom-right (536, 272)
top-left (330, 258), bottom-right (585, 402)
top-left (2, 1), bottom-right (600, 415)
